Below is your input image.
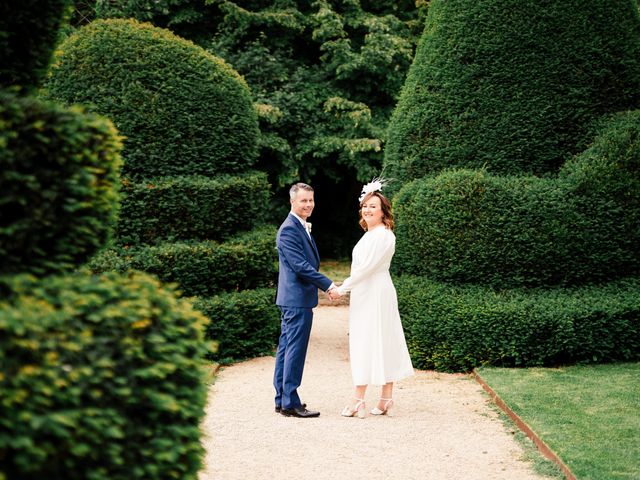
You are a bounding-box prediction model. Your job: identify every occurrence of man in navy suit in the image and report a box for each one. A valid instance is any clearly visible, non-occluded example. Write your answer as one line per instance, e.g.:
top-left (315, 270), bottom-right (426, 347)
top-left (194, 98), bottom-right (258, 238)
top-left (274, 183), bottom-right (335, 418)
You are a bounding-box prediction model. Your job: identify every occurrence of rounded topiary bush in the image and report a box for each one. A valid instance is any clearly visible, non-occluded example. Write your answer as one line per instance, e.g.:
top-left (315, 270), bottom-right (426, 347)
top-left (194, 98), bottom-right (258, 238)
top-left (0, 90), bottom-right (122, 275)
top-left (392, 111), bottom-right (640, 287)
top-left (0, 271), bottom-right (210, 480)
top-left (561, 110), bottom-right (640, 283)
top-left (0, 0), bottom-right (69, 90)
top-left (116, 171), bottom-right (271, 244)
top-left (44, 18), bottom-right (259, 179)
top-left (393, 170), bottom-right (572, 287)
top-left (395, 276), bottom-right (640, 372)
top-left (384, 0), bottom-right (640, 185)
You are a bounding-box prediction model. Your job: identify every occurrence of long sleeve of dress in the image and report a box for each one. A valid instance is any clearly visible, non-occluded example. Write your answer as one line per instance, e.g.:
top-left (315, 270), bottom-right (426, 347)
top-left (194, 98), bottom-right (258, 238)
top-left (337, 229), bottom-right (395, 294)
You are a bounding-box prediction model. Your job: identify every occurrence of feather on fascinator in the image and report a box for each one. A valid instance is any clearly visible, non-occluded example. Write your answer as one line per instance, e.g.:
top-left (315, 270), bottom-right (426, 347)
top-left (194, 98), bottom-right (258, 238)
top-left (358, 177), bottom-right (388, 202)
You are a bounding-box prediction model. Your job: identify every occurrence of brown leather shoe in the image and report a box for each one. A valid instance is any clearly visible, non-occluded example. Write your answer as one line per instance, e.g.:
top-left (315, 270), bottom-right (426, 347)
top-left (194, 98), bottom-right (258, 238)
top-left (280, 406), bottom-right (320, 418)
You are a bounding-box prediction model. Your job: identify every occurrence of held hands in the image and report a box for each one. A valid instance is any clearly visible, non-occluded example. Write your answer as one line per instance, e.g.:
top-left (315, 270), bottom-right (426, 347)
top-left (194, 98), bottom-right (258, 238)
top-left (327, 287), bottom-right (342, 301)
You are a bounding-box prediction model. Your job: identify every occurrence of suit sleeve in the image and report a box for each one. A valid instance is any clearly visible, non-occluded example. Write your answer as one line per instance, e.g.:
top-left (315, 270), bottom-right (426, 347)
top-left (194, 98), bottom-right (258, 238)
top-left (278, 225), bottom-right (333, 291)
top-left (337, 230), bottom-right (394, 294)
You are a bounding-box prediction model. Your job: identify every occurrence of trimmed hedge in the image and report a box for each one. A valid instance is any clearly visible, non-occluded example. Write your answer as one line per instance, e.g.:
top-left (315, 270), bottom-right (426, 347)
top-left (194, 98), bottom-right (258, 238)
top-left (384, 0), bottom-right (640, 186)
top-left (395, 276), bottom-right (640, 372)
top-left (0, 91), bottom-right (123, 276)
top-left (193, 288), bottom-right (280, 364)
top-left (44, 18), bottom-right (259, 179)
top-left (0, 271), bottom-right (210, 480)
top-left (392, 111), bottom-right (640, 288)
top-left (88, 227), bottom-right (278, 296)
top-left (116, 171), bottom-right (271, 244)
top-left (0, 0), bottom-right (69, 90)
top-left (393, 170), bottom-right (567, 286)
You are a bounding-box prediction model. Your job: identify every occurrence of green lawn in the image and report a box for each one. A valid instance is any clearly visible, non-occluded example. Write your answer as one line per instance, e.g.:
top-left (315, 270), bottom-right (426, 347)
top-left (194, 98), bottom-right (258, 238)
top-left (477, 363), bottom-right (640, 480)
top-left (320, 259), bottom-right (351, 282)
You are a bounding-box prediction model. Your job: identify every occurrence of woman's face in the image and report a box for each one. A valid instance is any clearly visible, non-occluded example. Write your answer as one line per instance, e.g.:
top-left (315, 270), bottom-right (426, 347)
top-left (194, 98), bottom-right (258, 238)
top-left (361, 195), bottom-right (383, 229)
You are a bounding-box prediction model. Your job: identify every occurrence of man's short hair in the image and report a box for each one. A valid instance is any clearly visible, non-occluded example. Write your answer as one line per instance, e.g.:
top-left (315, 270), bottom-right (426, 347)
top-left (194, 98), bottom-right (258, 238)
top-left (289, 182), bottom-right (314, 200)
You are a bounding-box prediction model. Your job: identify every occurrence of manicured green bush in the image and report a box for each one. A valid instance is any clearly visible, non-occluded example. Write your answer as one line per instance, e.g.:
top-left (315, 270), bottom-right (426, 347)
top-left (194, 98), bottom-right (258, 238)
top-left (392, 111), bottom-right (640, 288)
top-left (88, 227), bottom-right (278, 296)
top-left (0, 0), bottom-right (69, 90)
top-left (393, 170), bottom-right (571, 287)
top-left (0, 271), bottom-right (210, 480)
top-left (395, 276), bottom-right (640, 372)
top-left (384, 0), bottom-right (640, 186)
top-left (0, 91), bottom-right (122, 276)
top-left (193, 288), bottom-right (280, 364)
top-left (116, 171), bottom-right (271, 244)
top-left (44, 18), bottom-right (259, 179)
top-left (561, 110), bottom-right (640, 284)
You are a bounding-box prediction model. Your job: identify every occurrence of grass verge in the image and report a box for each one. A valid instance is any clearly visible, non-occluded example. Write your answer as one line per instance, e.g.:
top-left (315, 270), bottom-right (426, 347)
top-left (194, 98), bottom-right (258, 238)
top-left (320, 259), bottom-right (351, 281)
top-left (477, 363), bottom-right (640, 480)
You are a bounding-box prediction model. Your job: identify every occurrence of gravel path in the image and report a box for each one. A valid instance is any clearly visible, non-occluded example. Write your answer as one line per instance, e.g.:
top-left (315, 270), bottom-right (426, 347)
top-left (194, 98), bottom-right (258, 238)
top-left (199, 305), bottom-right (549, 480)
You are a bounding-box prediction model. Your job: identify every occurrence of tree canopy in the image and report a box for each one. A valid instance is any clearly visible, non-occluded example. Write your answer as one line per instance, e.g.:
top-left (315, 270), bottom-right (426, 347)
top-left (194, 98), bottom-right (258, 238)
top-left (70, 0), bottom-right (426, 255)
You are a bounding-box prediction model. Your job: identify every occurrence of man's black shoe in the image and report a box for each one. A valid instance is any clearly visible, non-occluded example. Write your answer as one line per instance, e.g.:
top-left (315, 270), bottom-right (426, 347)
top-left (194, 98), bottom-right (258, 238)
top-left (280, 406), bottom-right (320, 418)
top-left (275, 403), bottom-right (305, 413)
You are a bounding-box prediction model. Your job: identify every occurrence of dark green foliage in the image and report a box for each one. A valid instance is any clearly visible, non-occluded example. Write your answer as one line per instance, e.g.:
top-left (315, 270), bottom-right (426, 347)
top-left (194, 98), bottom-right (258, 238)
top-left (385, 0), bottom-right (640, 185)
top-left (0, 0), bottom-right (69, 90)
top-left (395, 276), bottom-right (640, 372)
top-left (0, 91), bottom-right (122, 276)
top-left (211, 1), bottom-right (422, 184)
top-left (44, 18), bottom-right (259, 179)
top-left (116, 171), bottom-right (271, 244)
top-left (0, 271), bottom-right (209, 480)
top-left (393, 170), bottom-right (572, 287)
top-left (393, 111), bottom-right (640, 287)
top-left (561, 110), bottom-right (640, 284)
top-left (193, 288), bottom-right (280, 364)
top-left (88, 227), bottom-right (277, 296)
top-left (94, 0), bottom-right (219, 43)
top-left (89, 1), bottom-right (427, 257)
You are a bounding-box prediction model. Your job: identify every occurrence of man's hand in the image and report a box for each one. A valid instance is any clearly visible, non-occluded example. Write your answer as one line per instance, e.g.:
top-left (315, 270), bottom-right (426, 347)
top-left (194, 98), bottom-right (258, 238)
top-left (327, 288), bottom-right (342, 301)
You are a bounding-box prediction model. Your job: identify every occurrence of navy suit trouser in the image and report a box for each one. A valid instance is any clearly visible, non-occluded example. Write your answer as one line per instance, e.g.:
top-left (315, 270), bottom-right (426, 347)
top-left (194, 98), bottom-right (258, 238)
top-left (273, 306), bottom-right (313, 409)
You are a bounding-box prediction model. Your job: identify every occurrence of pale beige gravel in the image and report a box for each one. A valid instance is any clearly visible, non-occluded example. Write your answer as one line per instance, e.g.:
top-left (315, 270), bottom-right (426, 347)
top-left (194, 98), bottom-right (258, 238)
top-left (198, 305), bottom-right (550, 480)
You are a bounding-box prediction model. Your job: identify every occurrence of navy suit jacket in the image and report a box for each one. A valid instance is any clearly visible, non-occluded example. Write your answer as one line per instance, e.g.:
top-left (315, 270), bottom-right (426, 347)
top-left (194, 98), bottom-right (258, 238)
top-left (275, 213), bottom-right (332, 308)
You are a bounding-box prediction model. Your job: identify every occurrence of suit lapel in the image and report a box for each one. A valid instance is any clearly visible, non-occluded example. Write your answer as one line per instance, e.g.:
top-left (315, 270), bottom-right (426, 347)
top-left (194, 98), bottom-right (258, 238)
top-left (309, 232), bottom-right (320, 263)
top-left (289, 214), bottom-right (320, 263)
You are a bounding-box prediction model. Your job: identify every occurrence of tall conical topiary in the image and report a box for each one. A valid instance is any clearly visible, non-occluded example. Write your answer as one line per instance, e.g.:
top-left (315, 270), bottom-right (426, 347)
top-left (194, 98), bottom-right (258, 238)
top-left (386, 0), bottom-right (640, 373)
top-left (384, 0), bottom-right (640, 185)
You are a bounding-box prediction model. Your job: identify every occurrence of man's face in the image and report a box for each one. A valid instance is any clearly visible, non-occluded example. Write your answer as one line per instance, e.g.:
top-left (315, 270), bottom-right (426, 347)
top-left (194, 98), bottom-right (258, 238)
top-left (291, 189), bottom-right (315, 220)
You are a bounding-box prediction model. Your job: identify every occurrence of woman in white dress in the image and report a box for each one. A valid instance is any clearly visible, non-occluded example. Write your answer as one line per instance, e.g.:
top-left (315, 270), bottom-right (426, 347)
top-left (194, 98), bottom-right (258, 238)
top-left (330, 180), bottom-right (414, 418)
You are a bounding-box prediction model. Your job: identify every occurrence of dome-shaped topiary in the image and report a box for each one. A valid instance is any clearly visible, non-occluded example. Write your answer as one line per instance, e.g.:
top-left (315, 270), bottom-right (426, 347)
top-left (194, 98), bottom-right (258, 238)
top-left (0, 271), bottom-right (209, 479)
top-left (0, 90), bottom-right (123, 275)
top-left (44, 18), bottom-right (259, 179)
top-left (384, 0), bottom-right (640, 185)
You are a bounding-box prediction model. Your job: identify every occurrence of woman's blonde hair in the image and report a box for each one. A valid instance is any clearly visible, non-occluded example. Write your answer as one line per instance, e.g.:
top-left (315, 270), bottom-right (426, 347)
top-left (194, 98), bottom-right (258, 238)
top-left (358, 191), bottom-right (394, 231)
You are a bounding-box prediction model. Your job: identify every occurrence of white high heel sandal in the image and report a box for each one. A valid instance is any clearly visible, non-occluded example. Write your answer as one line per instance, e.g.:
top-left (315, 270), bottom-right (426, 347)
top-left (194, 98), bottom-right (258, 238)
top-left (370, 398), bottom-right (394, 416)
top-left (341, 398), bottom-right (366, 419)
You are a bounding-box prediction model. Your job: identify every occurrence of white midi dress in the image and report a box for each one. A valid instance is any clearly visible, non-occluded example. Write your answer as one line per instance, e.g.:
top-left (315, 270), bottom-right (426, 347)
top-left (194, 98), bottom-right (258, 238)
top-left (337, 226), bottom-right (414, 386)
